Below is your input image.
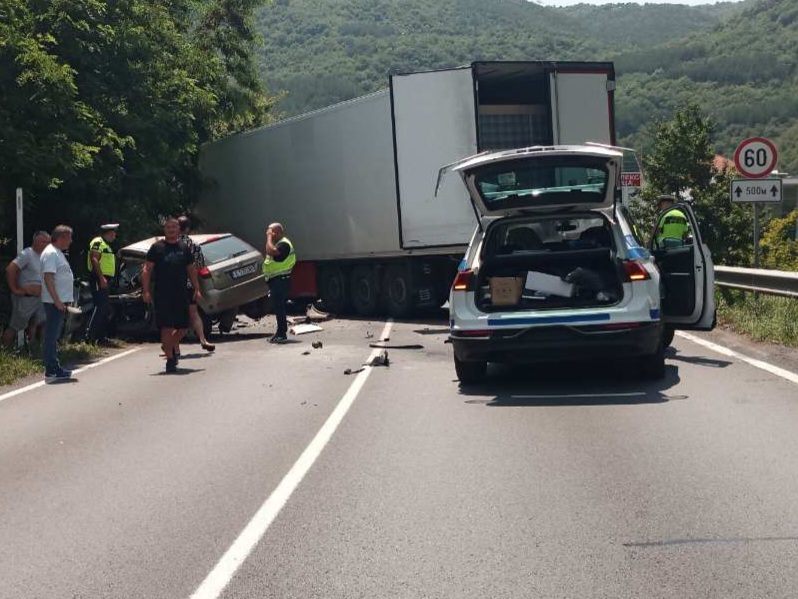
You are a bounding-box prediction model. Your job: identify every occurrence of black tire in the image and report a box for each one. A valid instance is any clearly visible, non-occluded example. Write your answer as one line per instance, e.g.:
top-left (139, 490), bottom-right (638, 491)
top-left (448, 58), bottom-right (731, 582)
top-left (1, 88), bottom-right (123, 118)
top-left (454, 354), bottom-right (487, 384)
top-left (382, 263), bottom-right (415, 318)
top-left (218, 309), bottom-right (237, 333)
top-left (639, 345), bottom-right (666, 380)
top-left (318, 265), bottom-right (350, 314)
top-left (350, 265), bottom-right (380, 317)
top-left (662, 325), bottom-right (675, 348)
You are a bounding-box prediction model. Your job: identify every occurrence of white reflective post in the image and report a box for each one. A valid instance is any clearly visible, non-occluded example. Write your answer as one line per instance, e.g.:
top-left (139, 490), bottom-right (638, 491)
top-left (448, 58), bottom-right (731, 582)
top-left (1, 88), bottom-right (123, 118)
top-left (15, 188), bottom-right (24, 348)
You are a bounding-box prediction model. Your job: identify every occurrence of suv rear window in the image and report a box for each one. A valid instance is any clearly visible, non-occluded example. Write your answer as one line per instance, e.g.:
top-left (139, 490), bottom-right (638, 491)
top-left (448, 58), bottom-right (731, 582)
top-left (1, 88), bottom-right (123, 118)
top-left (472, 156), bottom-right (609, 211)
top-left (486, 215), bottom-right (611, 256)
top-left (200, 236), bottom-right (256, 265)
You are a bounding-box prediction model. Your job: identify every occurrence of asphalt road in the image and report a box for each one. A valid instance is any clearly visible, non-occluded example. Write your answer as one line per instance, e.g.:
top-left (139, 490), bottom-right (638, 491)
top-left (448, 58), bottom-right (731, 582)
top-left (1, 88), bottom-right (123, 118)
top-left (2, 314), bottom-right (798, 599)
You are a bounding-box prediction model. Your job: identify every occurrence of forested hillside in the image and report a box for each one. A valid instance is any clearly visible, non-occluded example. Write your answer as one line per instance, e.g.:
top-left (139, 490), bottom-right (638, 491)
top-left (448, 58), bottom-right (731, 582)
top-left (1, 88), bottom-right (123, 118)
top-left (255, 0), bottom-right (798, 172)
top-left (614, 0), bottom-right (798, 172)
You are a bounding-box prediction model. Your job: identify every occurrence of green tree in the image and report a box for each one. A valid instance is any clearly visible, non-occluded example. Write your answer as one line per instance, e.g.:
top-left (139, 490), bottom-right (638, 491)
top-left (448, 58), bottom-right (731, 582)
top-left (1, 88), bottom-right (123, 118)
top-left (641, 104), bottom-right (714, 197)
top-left (0, 0), bottom-right (273, 252)
top-left (633, 103), bottom-right (754, 265)
top-left (760, 210), bottom-right (798, 270)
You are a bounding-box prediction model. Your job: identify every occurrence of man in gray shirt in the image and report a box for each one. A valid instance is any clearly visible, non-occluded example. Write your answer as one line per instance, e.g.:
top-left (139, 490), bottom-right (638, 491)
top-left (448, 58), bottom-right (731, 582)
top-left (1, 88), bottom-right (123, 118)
top-left (2, 231), bottom-right (50, 349)
top-left (41, 225), bottom-right (75, 383)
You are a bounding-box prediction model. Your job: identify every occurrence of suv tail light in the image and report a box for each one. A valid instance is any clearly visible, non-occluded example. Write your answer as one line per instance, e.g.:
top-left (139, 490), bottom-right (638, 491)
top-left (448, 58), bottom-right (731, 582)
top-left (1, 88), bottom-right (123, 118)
top-left (198, 266), bottom-right (212, 278)
top-left (452, 269), bottom-right (474, 292)
top-left (623, 261), bottom-right (650, 282)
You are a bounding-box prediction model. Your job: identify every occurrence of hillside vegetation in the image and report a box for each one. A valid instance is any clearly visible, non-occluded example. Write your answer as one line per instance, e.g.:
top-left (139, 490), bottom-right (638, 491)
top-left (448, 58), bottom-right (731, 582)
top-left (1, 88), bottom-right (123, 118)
top-left (255, 0), bottom-right (798, 172)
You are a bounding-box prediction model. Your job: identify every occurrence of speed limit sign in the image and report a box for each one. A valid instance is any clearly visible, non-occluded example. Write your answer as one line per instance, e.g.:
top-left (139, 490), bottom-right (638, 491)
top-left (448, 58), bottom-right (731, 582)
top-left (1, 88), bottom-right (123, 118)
top-left (733, 137), bottom-right (779, 179)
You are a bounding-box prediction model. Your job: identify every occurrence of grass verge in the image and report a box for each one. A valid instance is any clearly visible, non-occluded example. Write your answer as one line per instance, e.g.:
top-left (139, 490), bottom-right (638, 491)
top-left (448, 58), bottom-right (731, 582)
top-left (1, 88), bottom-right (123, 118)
top-left (0, 341), bottom-right (109, 387)
top-left (716, 289), bottom-right (798, 347)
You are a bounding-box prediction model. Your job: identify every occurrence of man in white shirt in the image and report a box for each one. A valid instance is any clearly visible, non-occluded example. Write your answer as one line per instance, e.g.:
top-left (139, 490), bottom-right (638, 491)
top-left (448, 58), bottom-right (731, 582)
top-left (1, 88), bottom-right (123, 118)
top-left (40, 225), bottom-right (75, 383)
top-left (2, 230), bottom-right (50, 349)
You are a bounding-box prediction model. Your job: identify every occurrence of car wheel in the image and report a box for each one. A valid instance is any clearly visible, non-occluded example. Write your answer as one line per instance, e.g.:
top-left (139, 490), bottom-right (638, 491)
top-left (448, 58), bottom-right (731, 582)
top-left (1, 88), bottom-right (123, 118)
top-left (639, 345), bottom-right (666, 380)
top-left (454, 354), bottom-right (487, 384)
top-left (662, 325), bottom-right (675, 348)
top-left (350, 265), bottom-right (380, 317)
top-left (318, 265), bottom-right (350, 314)
top-left (218, 309), bottom-right (237, 333)
top-left (382, 264), bottom-right (415, 318)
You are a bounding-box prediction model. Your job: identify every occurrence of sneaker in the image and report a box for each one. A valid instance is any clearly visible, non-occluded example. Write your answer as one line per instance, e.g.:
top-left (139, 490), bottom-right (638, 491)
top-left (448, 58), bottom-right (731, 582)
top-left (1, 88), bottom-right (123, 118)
top-left (57, 367), bottom-right (73, 377)
top-left (45, 370), bottom-right (73, 384)
top-left (165, 358), bottom-right (178, 373)
top-left (269, 335), bottom-right (288, 344)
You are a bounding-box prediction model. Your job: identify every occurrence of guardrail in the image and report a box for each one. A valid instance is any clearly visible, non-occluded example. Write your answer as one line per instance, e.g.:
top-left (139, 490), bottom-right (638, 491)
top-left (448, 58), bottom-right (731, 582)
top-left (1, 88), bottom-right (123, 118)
top-left (715, 266), bottom-right (798, 298)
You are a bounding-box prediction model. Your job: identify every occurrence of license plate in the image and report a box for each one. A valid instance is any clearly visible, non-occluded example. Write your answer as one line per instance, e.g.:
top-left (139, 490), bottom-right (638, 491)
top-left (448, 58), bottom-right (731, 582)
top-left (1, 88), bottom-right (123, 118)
top-left (229, 263), bottom-right (258, 280)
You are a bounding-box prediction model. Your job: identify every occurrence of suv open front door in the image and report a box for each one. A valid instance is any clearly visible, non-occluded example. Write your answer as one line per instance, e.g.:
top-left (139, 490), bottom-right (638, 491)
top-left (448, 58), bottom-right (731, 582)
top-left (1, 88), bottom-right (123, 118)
top-left (650, 202), bottom-right (716, 331)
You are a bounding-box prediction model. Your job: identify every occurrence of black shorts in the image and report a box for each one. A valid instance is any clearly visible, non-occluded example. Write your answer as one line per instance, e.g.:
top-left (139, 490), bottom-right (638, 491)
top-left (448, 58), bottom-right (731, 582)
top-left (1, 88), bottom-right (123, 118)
top-left (155, 295), bottom-right (190, 329)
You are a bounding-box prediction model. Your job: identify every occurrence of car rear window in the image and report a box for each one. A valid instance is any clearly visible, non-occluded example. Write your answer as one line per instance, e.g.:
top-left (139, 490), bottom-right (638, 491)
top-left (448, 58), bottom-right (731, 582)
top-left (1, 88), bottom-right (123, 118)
top-left (486, 215), bottom-right (612, 257)
top-left (200, 236), bottom-right (256, 265)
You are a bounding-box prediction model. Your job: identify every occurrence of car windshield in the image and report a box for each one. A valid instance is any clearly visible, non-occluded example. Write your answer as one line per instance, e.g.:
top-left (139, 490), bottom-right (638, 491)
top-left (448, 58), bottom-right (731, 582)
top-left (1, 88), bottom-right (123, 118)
top-left (200, 236), bottom-right (256, 265)
top-left (471, 156), bottom-right (610, 211)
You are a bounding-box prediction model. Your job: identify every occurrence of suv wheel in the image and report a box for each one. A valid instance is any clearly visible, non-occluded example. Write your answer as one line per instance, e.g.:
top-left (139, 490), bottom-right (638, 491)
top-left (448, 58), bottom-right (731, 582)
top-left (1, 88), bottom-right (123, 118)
top-left (639, 345), bottom-right (665, 380)
top-left (454, 354), bottom-right (487, 384)
top-left (662, 325), bottom-right (675, 348)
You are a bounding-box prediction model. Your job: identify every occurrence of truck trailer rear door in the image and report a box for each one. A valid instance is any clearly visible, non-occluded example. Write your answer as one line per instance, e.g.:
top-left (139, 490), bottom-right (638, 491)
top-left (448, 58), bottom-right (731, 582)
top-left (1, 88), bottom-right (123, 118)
top-left (549, 69), bottom-right (615, 146)
top-left (391, 67), bottom-right (479, 249)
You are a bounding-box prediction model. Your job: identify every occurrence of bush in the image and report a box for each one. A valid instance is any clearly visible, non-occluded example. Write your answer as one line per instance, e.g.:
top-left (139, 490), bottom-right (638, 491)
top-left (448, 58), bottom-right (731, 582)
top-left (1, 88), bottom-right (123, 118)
top-left (760, 210), bottom-right (798, 271)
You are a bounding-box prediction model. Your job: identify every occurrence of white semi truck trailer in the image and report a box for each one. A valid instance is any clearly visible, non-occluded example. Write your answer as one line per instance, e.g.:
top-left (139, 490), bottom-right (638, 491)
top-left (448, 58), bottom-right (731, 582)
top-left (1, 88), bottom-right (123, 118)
top-left (197, 61), bottom-right (617, 317)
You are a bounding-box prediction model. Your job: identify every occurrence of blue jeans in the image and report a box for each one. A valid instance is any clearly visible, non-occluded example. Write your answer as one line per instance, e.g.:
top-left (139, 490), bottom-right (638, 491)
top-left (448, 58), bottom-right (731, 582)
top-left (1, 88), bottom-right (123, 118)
top-left (269, 276), bottom-right (290, 337)
top-left (43, 303), bottom-right (65, 374)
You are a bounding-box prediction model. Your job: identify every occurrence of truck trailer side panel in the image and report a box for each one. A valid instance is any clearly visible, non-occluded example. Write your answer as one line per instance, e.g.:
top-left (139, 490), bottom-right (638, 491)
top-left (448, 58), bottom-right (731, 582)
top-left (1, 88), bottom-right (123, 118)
top-left (198, 91), bottom-right (401, 261)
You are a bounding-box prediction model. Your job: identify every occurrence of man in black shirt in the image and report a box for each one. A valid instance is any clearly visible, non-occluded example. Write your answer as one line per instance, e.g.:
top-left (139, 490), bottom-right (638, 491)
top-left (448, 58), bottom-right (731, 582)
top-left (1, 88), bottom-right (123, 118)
top-left (142, 217), bottom-right (201, 373)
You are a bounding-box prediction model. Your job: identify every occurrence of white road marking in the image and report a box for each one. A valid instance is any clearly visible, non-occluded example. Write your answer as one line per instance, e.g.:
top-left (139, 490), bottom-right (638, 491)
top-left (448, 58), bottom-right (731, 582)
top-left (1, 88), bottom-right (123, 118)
top-left (0, 346), bottom-right (143, 404)
top-left (677, 331), bottom-right (798, 386)
top-left (189, 320), bottom-right (394, 599)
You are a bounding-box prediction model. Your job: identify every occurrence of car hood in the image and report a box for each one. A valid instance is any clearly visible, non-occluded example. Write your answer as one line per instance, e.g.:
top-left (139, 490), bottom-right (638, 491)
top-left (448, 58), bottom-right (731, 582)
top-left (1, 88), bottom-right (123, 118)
top-left (451, 145), bottom-right (622, 219)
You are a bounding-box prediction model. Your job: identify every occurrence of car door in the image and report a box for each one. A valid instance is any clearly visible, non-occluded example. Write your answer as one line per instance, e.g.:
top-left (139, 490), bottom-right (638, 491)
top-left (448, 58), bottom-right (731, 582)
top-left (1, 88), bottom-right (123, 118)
top-left (650, 202), bottom-right (715, 330)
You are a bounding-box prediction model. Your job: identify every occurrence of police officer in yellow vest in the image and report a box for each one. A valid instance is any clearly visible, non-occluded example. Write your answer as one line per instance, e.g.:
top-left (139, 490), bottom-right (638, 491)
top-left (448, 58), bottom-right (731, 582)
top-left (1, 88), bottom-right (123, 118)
top-left (654, 195), bottom-right (690, 248)
top-left (263, 222), bottom-right (296, 344)
top-left (85, 223), bottom-right (119, 342)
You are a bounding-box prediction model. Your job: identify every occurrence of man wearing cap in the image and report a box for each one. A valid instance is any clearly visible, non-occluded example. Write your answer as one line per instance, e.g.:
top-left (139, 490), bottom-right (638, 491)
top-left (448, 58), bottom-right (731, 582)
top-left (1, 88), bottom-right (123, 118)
top-left (85, 223), bottom-right (119, 343)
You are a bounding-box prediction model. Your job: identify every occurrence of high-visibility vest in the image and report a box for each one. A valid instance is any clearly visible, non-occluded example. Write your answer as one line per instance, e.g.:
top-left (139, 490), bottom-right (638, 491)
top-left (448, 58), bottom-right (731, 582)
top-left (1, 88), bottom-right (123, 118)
top-left (656, 208), bottom-right (689, 245)
top-left (87, 236), bottom-right (116, 276)
top-left (262, 236), bottom-right (296, 280)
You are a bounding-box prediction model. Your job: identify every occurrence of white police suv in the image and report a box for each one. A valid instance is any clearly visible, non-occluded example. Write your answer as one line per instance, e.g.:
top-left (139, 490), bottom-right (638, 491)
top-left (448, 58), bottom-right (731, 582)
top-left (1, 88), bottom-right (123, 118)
top-left (447, 145), bottom-right (715, 384)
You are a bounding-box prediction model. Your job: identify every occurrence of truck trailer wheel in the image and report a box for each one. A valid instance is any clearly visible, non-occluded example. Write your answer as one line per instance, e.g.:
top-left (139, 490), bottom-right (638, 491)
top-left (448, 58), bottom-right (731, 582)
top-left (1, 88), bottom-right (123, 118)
top-left (382, 264), bottom-right (415, 318)
top-left (350, 265), bottom-right (380, 317)
top-left (318, 265), bottom-right (350, 314)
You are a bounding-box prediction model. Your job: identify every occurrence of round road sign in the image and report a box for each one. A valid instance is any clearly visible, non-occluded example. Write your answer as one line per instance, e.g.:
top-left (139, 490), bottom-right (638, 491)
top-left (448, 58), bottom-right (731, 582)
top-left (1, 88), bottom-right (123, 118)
top-left (733, 137), bottom-right (778, 179)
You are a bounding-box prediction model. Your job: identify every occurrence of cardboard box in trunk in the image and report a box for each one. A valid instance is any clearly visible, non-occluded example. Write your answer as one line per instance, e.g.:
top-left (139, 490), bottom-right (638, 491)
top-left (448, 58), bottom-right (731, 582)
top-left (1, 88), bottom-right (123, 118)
top-left (490, 277), bottom-right (524, 306)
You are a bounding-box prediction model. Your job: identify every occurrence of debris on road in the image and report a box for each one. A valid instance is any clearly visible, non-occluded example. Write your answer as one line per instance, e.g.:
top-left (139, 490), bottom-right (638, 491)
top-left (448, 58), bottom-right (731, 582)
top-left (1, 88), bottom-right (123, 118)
top-left (365, 331), bottom-right (374, 339)
top-left (301, 350), bottom-right (311, 355)
top-left (344, 367), bottom-right (365, 375)
top-left (367, 350), bottom-right (390, 368)
top-left (312, 341), bottom-right (323, 349)
top-left (290, 323), bottom-right (323, 335)
top-left (368, 343), bottom-right (423, 350)
top-left (306, 304), bottom-right (331, 322)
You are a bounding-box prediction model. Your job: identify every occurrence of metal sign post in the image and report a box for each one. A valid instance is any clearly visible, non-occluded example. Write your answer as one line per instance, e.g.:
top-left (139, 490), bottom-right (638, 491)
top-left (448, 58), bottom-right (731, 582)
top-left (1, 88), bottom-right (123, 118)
top-left (15, 188), bottom-right (24, 348)
top-left (732, 138), bottom-right (780, 269)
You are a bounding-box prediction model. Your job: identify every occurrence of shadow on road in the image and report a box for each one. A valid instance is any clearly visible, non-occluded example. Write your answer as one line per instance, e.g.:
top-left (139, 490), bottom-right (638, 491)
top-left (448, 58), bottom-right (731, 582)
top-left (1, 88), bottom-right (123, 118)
top-left (666, 347), bottom-right (732, 368)
top-left (458, 360), bottom-right (683, 406)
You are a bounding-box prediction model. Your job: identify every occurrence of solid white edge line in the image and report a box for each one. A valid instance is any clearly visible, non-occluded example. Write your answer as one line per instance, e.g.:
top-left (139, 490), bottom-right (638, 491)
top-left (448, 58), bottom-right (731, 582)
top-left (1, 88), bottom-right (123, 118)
top-left (189, 319), bottom-right (394, 599)
top-left (676, 331), bottom-right (798, 386)
top-left (0, 346), bottom-right (143, 404)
